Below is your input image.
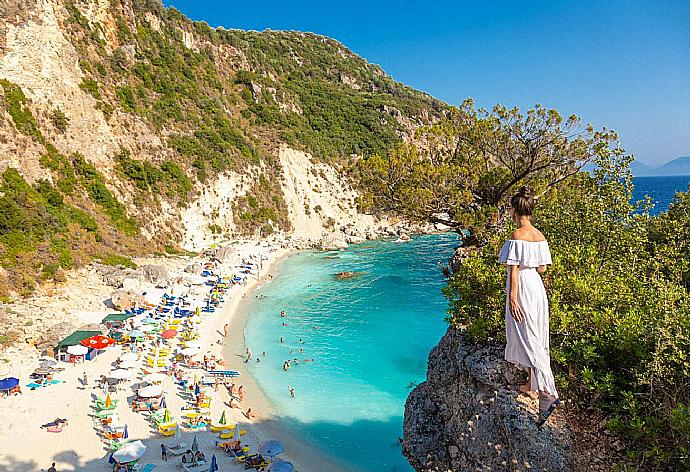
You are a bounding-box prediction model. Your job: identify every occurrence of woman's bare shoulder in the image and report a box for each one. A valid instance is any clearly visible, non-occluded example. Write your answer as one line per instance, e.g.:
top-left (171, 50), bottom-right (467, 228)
top-left (511, 227), bottom-right (545, 242)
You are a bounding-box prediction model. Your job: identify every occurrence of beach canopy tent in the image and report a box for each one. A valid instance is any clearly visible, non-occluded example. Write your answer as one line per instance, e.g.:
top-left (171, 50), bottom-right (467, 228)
top-left (101, 313), bottom-right (134, 328)
top-left (56, 330), bottom-right (103, 362)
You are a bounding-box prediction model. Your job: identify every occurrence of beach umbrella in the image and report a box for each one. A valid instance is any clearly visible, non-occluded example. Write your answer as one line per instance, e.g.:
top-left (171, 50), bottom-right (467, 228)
top-left (162, 408), bottom-right (171, 423)
top-left (191, 434), bottom-right (199, 453)
top-left (34, 367), bottom-right (54, 376)
top-left (160, 396), bottom-right (167, 409)
top-left (122, 424), bottom-right (128, 440)
top-left (161, 330), bottom-right (177, 339)
top-left (109, 369), bottom-right (131, 380)
top-left (184, 341), bottom-right (202, 349)
top-left (80, 335), bottom-right (116, 350)
top-left (208, 454), bottom-right (218, 472)
top-left (39, 358), bottom-right (58, 367)
top-left (138, 325), bottom-right (155, 333)
top-left (233, 423), bottom-right (240, 442)
top-left (112, 440), bottom-right (146, 463)
top-left (128, 330), bottom-right (144, 338)
top-left (105, 393), bottom-right (113, 408)
top-left (143, 373), bottom-right (166, 384)
top-left (138, 385), bottom-right (163, 398)
top-left (259, 440), bottom-right (285, 459)
top-left (0, 377), bottom-right (19, 392)
top-left (180, 347), bottom-right (200, 357)
top-left (267, 460), bottom-right (294, 472)
top-left (218, 410), bottom-right (226, 425)
top-left (119, 353), bottom-right (138, 362)
top-left (174, 423), bottom-right (181, 442)
top-left (118, 361), bottom-right (137, 370)
top-left (67, 345), bottom-right (88, 356)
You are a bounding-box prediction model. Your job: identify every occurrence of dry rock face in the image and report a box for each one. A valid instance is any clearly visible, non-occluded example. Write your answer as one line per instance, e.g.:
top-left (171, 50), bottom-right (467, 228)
top-left (403, 328), bottom-right (574, 471)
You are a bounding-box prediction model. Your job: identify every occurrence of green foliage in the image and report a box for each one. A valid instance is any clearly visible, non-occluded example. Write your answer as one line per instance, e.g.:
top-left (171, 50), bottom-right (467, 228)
top-left (64, 0), bottom-right (91, 30)
top-left (445, 154), bottom-right (690, 467)
top-left (79, 78), bottom-right (101, 99)
top-left (0, 169), bottom-right (100, 293)
top-left (116, 85), bottom-right (136, 112)
top-left (0, 79), bottom-right (44, 142)
top-left (98, 253), bottom-right (137, 269)
top-left (115, 149), bottom-right (192, 200)
top-left (357, 101), bottom-right (618, 240)
top-left (40, 144), bottom-right (77, 194)
top-left (72, 153), bottom-right (138, 235)
top-left (50, 108), bottom-right (70, 133)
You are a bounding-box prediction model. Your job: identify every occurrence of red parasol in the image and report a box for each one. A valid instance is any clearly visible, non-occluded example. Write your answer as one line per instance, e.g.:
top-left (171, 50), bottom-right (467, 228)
top-left (161, 330), bottom-right (177, 339)
top-left (80, 335), bottom-right (116, 350)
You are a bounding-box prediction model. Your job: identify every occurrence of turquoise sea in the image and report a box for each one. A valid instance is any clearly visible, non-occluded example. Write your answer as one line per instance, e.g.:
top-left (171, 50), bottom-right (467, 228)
top-left (245, 175), bottom-right (689, 471)
top-left (245, 233), bottom-right (459, 471)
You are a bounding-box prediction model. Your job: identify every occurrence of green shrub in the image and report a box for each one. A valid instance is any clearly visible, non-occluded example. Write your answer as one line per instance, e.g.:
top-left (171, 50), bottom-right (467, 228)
top-left (98, 254), bottom-right (137, 269)
top-left (79, 78), bottom-right (101, 99)
top-left (0, 79), bottom-right (44, 142)
top-left (50, 108), bottom-right (70, 132)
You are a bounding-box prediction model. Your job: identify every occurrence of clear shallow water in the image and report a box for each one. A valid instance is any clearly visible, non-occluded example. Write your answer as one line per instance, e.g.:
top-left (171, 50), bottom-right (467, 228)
top-left (632, 175), bottom-right (690, 214)
top-left (245, 233), bottom-right (459, 471)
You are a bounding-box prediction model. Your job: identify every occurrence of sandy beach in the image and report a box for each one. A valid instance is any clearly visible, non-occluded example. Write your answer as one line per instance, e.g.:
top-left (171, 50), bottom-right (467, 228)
top-left (0, 238), bottom-right (324, 472)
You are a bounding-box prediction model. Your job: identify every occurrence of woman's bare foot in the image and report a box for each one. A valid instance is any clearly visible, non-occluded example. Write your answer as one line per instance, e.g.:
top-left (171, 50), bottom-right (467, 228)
top-left (518, 384), bottom-right (539, 399)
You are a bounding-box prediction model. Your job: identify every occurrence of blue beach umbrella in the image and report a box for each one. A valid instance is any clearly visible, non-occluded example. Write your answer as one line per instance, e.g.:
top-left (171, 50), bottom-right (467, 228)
top-left (159, 396), bottom-right (167, 409)
top-left (267, 460), bottom-right (294, 472)
top-left (191, 434), bottom-right (199, 453)
top-left (208, 454), bottom-right (218, 472)
top-left (259, 440), bottom-right (285, 459)
top-left (123, 424), bottom-right (128, 440)
top-left (108, 452), bottom-right (115, 465)
top-left (0, 377), bottom-right (19, 392)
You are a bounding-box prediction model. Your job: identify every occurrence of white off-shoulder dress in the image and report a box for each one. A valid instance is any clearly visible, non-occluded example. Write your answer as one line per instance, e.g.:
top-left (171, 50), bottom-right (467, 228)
top-left (498, 239), bottom-right (559, 398)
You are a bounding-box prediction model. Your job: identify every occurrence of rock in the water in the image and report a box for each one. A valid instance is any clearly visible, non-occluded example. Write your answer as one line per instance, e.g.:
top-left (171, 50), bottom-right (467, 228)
top-left (403, 328), bottom-right (573, 472)
top-left (110, 289), bottom-right (145, 310)
top-left (335, 271), bottom-right (361, 280)
top-left (320, 232), bottom-right (349, 251)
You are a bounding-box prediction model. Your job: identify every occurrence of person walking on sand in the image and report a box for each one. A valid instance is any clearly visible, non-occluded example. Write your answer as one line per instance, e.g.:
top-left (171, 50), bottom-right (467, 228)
top-left (82, 372), bottom-right (87, 386)
top-left (238, 385), bottom-right (245, 402)
top-left (161, 443), bottom-right (168, 461)
top-left (47, 463), bottom-right (57, 472)
top-left (498, 187), bottom-right (560, 426)
top-left (245, 348), bottom-right (253, 363)
top-left (224, 324), bottom-right (230, 337)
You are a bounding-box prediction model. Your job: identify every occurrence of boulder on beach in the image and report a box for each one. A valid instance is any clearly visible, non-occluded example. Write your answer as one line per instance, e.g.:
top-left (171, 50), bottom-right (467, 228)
top-left (110, 289), bottom-right (145, 310)
top-left (184, 263), bottom-right (204, 275)
top-left (138, 264), bottom-right (169, 287)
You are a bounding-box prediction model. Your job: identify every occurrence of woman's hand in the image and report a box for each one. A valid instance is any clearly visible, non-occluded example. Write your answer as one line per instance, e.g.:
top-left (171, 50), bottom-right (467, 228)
top-left (509, 294), bottom-right (525, 322)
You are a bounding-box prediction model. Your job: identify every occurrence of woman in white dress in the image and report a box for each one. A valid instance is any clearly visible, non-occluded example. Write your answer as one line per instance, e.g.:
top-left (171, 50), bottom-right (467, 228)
top-left (498, 187), bottom-right (560, 426)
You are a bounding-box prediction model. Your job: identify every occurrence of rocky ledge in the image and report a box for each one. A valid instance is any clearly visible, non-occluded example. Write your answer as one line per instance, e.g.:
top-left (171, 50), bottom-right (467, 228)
top-left (403, 328), bottom-right (574, 472)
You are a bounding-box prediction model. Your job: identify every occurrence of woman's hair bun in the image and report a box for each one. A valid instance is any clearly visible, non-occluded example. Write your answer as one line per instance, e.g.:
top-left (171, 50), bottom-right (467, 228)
top-left (510, 186), bottom-right (534, 216)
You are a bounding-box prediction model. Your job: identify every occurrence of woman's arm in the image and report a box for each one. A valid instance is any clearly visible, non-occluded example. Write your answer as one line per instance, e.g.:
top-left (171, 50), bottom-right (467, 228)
top-left (537, 265), bottom-right (546, 273)
top-left (508, 265), bottom-right (525, 322)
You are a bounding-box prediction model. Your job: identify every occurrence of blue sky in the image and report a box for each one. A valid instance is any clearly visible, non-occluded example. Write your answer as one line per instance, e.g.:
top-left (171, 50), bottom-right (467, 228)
top-left (166, 0), bottom-right (689, 166)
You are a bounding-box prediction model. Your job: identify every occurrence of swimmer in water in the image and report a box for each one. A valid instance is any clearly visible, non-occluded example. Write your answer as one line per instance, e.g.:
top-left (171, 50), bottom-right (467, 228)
top-left (280, 310), bottom-right (286, 317)
top-left (280, 337), bottom-right (284, 343)
top-left (299, 339), bottom-right (304, 343)
top-left (288, 385), bottom-right (295, 398)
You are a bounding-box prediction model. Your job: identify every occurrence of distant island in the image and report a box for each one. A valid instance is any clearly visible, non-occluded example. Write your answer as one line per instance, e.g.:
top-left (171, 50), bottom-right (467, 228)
top-left (630, 156), bottom-right (690, 176)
